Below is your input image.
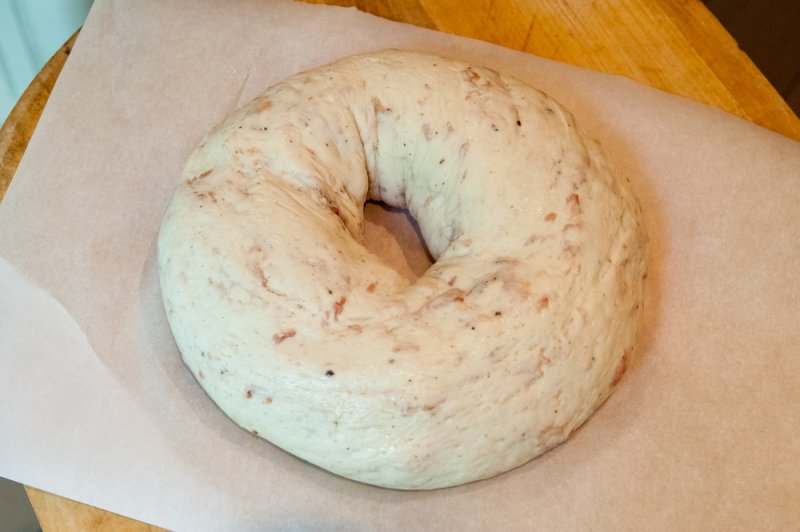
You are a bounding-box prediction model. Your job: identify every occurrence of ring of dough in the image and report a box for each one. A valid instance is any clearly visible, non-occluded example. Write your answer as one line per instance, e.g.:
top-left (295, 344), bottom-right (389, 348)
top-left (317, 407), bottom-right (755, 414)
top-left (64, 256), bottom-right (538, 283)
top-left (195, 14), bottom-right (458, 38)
top-left (158, 50), bottom-right (647, 490)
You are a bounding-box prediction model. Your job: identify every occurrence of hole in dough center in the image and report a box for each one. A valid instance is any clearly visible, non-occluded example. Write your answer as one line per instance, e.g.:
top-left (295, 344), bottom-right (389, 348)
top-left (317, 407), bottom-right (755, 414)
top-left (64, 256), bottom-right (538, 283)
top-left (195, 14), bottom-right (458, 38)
top-left (362, 201), bottom-right (434, 282)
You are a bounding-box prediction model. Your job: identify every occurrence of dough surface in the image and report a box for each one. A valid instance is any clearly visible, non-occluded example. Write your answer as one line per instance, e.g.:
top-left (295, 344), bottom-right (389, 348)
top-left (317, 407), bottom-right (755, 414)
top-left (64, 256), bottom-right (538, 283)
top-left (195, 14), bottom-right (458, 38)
top-left (158, 50), bottom-right (647, 489)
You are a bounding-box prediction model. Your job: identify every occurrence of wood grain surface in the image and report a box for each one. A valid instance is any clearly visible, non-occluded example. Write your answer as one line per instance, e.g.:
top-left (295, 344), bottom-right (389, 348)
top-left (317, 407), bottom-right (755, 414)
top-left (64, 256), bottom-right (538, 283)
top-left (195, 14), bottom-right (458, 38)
top-left (303, 0), bottom-right (800, 139)
top-left (0, 33), bottom-right (76, 203)
top-left (2, 1), bottom-right (798, 530)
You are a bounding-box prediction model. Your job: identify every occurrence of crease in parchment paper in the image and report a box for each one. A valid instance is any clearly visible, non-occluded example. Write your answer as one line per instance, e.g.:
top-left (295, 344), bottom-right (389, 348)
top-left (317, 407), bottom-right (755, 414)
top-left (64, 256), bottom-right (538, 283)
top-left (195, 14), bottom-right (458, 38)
top-left (0, 256), bottom-right (191, 526)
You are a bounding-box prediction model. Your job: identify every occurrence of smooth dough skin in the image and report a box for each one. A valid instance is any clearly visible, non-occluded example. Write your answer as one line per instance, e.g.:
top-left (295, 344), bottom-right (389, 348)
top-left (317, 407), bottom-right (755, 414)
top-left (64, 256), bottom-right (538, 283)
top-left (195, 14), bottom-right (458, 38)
top-left (158, 50), bottom-right (647, 489)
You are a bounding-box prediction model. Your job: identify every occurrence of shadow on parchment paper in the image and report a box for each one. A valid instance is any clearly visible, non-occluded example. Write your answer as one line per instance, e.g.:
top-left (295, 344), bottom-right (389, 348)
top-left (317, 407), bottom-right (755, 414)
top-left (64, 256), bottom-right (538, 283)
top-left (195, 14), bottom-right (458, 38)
top-left (361, 200), bottom-right (435, 280)
top-left (599, 120), bottom-right (666, 405)
top-left (135, 135), bottom-right (665, 519)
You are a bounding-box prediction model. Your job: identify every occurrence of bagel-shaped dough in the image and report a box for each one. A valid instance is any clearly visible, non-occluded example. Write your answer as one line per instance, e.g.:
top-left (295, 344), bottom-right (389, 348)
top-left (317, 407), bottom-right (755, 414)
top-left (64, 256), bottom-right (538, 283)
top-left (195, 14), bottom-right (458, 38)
top-left (158, 50), bottom-right (647, 490)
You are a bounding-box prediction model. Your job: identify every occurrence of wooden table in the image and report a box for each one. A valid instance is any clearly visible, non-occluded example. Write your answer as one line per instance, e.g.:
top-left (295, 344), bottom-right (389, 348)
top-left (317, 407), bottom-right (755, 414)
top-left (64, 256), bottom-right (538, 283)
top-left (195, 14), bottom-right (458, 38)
top-left (2, 1), bottom-right (799, 529)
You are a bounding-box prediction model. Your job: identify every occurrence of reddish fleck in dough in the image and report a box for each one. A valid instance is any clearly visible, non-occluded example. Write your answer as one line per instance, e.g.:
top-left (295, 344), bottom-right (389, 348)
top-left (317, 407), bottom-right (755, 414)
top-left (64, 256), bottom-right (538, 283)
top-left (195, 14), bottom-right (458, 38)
top-left (158, 50), bottom-right (647, 490)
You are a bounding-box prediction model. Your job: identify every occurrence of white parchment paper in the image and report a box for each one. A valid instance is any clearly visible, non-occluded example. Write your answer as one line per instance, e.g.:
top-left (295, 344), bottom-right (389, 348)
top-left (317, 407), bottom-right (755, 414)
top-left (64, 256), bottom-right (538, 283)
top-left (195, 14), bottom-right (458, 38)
top-left (1, 0), bottom-right (799, 529)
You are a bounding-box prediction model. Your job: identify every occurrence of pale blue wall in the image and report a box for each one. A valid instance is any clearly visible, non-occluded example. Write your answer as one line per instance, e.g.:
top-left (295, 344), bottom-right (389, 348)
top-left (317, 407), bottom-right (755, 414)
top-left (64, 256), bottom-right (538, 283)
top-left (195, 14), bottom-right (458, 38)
top-left (0, 0), bottom-right (93, 124)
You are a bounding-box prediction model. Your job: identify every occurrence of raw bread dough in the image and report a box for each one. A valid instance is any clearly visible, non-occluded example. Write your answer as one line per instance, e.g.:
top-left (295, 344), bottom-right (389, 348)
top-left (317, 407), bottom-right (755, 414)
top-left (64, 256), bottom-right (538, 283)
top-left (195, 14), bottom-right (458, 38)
top-left (158, 50), bottom-right (647, 489)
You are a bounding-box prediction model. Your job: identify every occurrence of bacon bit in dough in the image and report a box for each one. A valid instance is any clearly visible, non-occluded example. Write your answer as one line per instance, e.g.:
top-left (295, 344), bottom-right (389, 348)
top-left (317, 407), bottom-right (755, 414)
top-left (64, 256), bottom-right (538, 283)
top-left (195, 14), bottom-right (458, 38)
top-left (537, 296), bottom-right (550, 311)
top-left (255, 266), bottom-right (269, 288)
top-left (537, 347), bottom-right (553, 370)
top-left (372, 97), bottom-right (392, 114)
top-left (253, 98), bottom-right (273, 112)
top-left (392, 343), bottom-right (421, 353)
top-left (463, 67), bottom-right (481, 83)
top-left (245, 390), bottom-right (253, 399)
top-left (544, 212), bottom-right (557, 222)
top-left (538, 422), bottom-right (569, 441)
top-left (187, 169), bottom-right (212, 185)
top-left (333, 296), bottom-right (347, 320)
top-left (263, 397), bottom-right (273, 404)
top-left (447, 276), bottom-right (457, 287)
top-left (562, 244), bottom-right (579, 258)
top-left (612, 350), bottom-right (630, 385)
top-left (367, 281), bottom-right (378, 293)
top-left (273, 330), bottom-right (296, 344)
top-left (567, 193), bottom-right (581, 214)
